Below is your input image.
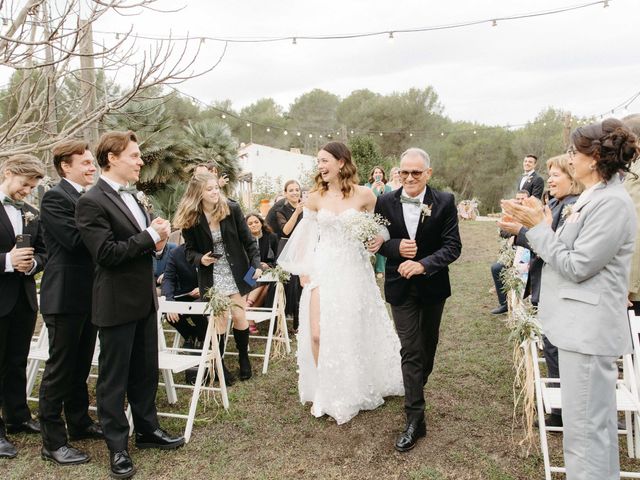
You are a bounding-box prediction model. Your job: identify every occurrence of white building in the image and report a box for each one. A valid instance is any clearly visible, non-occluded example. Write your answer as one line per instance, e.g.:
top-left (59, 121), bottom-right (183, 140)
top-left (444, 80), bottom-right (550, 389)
top-left (236, 143), bottom-right (316, 207)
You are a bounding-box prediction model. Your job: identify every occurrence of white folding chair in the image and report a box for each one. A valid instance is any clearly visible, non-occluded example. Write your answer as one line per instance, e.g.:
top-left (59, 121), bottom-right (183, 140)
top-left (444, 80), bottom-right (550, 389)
top-left (224, 275), bottom-right (290, 374)
top-left (627, 310), bottom-right (640, 455)
top-left (156, 298), bottom-right (229, 443)
top-left (530, 333), bottom-right (640, 479)
top-left (26, 324), bottom-right (49, 397)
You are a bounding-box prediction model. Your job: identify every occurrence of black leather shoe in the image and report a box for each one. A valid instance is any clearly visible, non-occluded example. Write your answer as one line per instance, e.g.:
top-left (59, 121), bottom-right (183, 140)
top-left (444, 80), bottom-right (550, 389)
top-left (535, 413), bottom-right (563, 429)
top-left (490, 304), bottom-right (508, 315)
top-left (0, 435), bottom-right (17, 458)
top-left (110, 450), bottom-right (136, 479)
top-left (68, 423), bottom-right (104, 441)
top-left (395, 419), bottom-right (426, 452)
top-left (41, 444), bottom-right (90, 465)
top-left (6, 418), bottom-right (40, 434)
top-left (135, 428), bottom-right (184, 450)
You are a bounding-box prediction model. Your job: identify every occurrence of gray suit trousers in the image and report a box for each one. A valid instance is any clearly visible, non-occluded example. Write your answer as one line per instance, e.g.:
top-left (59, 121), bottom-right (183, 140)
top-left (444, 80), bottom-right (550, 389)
top-left (558, 348), bottom-right (619, 480)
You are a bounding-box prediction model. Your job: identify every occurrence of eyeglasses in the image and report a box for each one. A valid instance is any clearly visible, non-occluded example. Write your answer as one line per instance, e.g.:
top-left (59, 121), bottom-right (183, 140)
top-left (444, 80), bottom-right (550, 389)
top-left (398, 170), bottom-right (425, 179)
top-left (566, 146), bottom-right (577, 159)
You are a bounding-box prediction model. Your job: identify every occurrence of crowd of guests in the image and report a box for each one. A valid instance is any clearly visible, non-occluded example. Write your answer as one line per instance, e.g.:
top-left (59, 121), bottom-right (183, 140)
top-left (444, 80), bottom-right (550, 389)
top-left (497, 118), bottom-right (640, 480)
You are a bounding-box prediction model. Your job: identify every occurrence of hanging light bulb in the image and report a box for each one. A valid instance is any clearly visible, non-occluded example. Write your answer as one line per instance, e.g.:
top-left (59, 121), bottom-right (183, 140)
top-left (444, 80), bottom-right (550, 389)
top-left (388, 32), bottom-right (394, 42)
top-left (200, 37), bottom-right (205, 45)
top-left (491, 19), bottom-right (497, 27)
top-left (379, 132), bottom-right (383, 136)
top-left (115, 32), bottom-right (120, 40)
top-left (283, 130), bottom-right (288, 135)
top-left (543, 122), bottom-right (546, 126)
top-left (350, 130), bottom-right (354, 134)
top-left (246, 122), bottom-right (251, 127)
top-left (308, 133), bottom-right (313, 138)
top-left (292, 37), bottom-right (297, 45)
top-left (409, 133), bottom-right (413, 137)
top-left (336, 131), bottom-right (340, 135)
top-left (603, 0), bottom-right (609, 7)
top-left (221, 114), bottom-right (226, 119)
top-left (440, 132), bottom-right (444, 136)
top-left (319, 135), bottom-right (323, 139)
top-left (297, 132), bottom-right (301, 136)
top-left (266, 127), bottom-right (271, 132)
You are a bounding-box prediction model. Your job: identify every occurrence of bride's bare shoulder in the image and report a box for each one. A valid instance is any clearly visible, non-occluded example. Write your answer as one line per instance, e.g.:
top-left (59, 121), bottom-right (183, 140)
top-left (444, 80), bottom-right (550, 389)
top-left (305, 190), bottom-right (322, 210)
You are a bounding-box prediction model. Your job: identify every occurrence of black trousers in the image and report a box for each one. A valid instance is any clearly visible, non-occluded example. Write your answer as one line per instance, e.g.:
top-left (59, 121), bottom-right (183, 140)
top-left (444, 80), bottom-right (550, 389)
top-left (390, 285), bottom-right (446, 423)
top-left (170, 314), bottom-right (207, 344)
top-left (97, 311), bottom-right (160, 452)
top-left (0, 287), bottom-right (37, 430)
top-left (39, 313), bottom-right (97, 450)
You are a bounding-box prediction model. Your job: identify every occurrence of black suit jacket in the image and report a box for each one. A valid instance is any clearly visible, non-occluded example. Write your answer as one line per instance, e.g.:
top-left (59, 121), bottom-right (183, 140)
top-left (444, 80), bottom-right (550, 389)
top-left (40, 180), bottom-right (94, 315)
top-left (76, 178), bottom-right (158, 327)
top-left (514, 195), bottom-right (578, 304)
top-left (519, 171), bottom-right (545, 199)
top-left (258, 232), bottom-right (278, 267)
top-left (182, 201), bottom-right (261, 297)
top-left (375, 186), bottom-right (462, 306)
top-left (160, 244), bottom-right (198, 300)
top-left (0, 201), bottom-right (47, 317)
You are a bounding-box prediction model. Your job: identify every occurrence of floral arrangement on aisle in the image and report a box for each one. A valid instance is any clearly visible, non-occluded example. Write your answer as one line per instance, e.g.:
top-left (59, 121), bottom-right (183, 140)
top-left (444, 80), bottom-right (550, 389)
top-left (497, 237), bottom-right (541, 455)
top-left (265, 265), bottom-right (290, 358)
top-left (343, 211), bottom-right (390, 250)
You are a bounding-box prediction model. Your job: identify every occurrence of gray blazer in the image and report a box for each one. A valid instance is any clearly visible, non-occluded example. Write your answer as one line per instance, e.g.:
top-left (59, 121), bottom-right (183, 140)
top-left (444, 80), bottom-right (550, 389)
top-left (526, 176), bottom-right (636, 356)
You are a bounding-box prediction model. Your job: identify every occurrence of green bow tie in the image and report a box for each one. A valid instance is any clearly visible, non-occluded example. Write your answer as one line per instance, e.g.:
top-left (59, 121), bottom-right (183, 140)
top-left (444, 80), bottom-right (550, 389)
top-left (118, 186), bottom-right (138, 195)
top-left (400, 195), bottom-right (421, 206)
top-left (2, 197), bottom-right (24, 209)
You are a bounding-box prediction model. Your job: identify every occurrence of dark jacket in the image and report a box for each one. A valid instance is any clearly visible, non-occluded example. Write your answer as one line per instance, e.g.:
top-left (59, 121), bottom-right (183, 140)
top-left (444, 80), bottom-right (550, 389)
top-left (76, 178), bottom-right (158, 327)
top-left (257, 232), bottom-right (279, 267)
top-left (519, 171), bottom-right (545, 199)
top-left (514, 195), bottom-right (578, 304)
top-left (0, 201), bottom-right (47, 317)
top-left (161, 244), bottom-right (198, 300)
top-left (375, 186), bottom-right (462, 306)
top-left (39, 180), bottom-right (94, 315)
top-left (182, 201), bottom-right (261, 297)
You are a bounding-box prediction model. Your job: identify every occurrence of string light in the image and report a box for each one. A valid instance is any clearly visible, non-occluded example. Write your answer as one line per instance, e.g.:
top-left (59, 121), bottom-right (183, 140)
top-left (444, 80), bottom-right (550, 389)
top-left (221, 114), bottom-right (226, 119)
top-left (283, 130), bottom-right (288, 135)
top-left (492, 19), bottom-right (497, 27)
top-left (388, 32), bottom-right (394, 42)
top-left (266, 127), bottom-right (270, 132)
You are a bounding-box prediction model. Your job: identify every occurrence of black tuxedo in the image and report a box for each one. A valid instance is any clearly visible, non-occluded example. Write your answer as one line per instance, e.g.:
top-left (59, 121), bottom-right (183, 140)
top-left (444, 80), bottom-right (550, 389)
top-left (518, 171), bottom-right (545, 199)
top-left (0, 200), bottom-right (46, 430)
top-left (38, 180), bottom-right (97, 450)
top-left (160, 245), bottom-right (207, 343)
top-left (182, 201), bottom-right (261, 297)
top-left (375, 186), bottom-right (461, 422)
top-left (76, 177), bottom-right (160, 452)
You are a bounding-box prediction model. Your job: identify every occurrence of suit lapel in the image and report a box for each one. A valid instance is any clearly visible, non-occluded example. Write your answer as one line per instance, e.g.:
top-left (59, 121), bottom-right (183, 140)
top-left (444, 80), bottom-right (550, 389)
top-left (0, 206), bottom-right (15, 239)
top-left (198, 212), bottom-right (214, 248)
top-left (414, 186), bottom-right (434, 244)
top-left (391, 189), bottom-right (410, 239)
top-left (98, 179), bottom-right (143, 233)
top-left (58, 179), bottom-right (81, 205)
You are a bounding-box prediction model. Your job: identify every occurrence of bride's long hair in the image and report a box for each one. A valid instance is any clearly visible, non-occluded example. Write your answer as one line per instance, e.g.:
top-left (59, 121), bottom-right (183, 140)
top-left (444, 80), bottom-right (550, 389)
top-left (173, 173), bottom-right (230, 229)
top-left (313, 141), bottom-right (359, 198)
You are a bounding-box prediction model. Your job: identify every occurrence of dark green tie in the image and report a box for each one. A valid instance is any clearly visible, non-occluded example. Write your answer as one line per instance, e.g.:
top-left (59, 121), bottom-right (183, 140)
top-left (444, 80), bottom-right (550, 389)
top-left (2, 197), bottom-right (24, 209)
top-left (118, 186), bottom-right (138, 195)
top-left (400, 195), bottom-right (421, 206)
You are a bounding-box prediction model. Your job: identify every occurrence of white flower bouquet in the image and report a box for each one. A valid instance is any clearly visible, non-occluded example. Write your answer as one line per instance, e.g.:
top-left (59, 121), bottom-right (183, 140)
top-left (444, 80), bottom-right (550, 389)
top-left (344, 211), bottom-right (390, 245)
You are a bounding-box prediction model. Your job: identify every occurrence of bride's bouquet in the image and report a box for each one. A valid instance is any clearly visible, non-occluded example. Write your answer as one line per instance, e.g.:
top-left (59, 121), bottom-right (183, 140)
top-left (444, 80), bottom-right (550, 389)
top-left (344, 211), bottom-right (390, 247)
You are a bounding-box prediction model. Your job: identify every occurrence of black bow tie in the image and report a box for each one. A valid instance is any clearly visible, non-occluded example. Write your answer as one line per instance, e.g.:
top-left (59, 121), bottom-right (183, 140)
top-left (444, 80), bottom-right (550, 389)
top-left (2, 197), bottom-right (24, 209)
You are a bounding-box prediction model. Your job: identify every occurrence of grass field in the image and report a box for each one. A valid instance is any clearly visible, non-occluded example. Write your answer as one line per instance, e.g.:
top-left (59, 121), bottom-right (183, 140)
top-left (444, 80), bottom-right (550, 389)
top-left (2, 220), bottom-right (639, 479)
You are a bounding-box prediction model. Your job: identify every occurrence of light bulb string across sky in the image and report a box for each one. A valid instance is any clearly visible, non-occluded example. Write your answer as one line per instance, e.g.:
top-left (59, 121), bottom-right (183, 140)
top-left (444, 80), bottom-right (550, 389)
top-left (169, 86), bottom-right (640, 141)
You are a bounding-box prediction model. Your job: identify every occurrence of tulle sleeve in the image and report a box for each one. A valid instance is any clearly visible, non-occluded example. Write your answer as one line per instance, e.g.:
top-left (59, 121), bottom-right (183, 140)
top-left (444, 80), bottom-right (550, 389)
top-left (277, 208), bottom-right (318, 276)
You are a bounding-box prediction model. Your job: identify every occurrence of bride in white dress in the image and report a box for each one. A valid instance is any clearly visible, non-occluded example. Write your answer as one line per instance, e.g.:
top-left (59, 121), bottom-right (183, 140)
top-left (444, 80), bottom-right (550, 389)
top-left (278, 141), bottom-right (404, 424)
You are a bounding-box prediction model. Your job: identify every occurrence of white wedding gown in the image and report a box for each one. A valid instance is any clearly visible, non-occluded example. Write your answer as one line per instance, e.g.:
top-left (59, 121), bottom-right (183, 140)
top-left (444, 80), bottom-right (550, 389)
top-left (279, 208), bottom-right (404, 424)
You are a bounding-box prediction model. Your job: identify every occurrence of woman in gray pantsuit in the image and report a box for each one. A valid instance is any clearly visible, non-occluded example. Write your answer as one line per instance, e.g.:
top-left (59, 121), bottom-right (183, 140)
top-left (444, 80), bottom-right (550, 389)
top-left (503, 118), bottom-right (639, 480)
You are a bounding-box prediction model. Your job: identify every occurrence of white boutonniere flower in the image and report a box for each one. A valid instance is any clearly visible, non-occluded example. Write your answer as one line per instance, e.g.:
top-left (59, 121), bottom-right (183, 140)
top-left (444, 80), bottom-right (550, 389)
top-left (420, 204), bottom-right (432, 223)
top-left (136, 191), bottom-right (153, 212)
top-left (561, 204), bottom-right (573, 220)
top-left (23, 211), bottom-right (37, 226)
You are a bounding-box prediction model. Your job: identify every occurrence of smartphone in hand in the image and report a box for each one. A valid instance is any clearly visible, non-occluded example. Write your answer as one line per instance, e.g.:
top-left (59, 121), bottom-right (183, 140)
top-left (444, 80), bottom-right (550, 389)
top-left (15, 234), bottom-right (31, 249)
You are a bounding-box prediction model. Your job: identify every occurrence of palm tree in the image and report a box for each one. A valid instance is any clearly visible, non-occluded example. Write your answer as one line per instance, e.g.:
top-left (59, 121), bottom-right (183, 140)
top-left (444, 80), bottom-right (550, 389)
top-left (148, 181), bottom-right (186, 222)
top-left (184, 119), bottom-right (241, 189)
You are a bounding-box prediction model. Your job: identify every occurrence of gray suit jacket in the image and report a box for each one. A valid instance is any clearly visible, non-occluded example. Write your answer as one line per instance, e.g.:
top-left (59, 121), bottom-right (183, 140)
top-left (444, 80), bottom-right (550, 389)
top-left (526, 176), bottom-right (636, 356)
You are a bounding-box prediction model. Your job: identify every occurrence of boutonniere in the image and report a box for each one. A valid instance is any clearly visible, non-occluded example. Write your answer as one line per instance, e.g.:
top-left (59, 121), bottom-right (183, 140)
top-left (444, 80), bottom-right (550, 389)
top-left (420, 204), bottom-right (432, 223)
top-left (136, 191), bottom-right (153, 212)
top-left (561, 204), bottom-right (573, 220)
top-left (23, 211), bottom-right (37, 226)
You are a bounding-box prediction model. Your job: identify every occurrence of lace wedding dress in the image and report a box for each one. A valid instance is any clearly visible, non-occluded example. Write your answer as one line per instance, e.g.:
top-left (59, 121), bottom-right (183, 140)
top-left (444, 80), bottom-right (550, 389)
top-left (279, 208), bottom-right (404, 424)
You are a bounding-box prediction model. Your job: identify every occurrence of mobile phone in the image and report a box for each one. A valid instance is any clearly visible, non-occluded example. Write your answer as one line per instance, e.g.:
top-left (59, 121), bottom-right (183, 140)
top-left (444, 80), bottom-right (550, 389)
top-left (301, 191), bottom-right (309, 201)
top-left (15, 234), bottom-right (31, 248)
top-left (374, 174), bottom-right (382, 182)
top-left (207, 252), bottom-right (223, 259)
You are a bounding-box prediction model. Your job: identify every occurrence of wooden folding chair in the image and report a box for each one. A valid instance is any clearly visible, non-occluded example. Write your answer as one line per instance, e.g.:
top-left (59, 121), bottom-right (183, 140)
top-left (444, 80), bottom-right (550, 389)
top-left (529, 333), bottom-right (640, 479)
top-left (224, 275), bottom-right (290, 374)
top-left (156, 298), bottom-right (229, 443)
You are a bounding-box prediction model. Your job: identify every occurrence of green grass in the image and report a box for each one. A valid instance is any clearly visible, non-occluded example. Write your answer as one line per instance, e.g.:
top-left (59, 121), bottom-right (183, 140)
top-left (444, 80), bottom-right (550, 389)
top-left (2, 220), bottom-right (639, 479)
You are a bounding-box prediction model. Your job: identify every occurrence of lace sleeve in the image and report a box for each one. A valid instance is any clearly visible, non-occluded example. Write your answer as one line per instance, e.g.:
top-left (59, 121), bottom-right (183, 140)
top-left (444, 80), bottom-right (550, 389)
top-left (277, 208), bottom-right (318, 276)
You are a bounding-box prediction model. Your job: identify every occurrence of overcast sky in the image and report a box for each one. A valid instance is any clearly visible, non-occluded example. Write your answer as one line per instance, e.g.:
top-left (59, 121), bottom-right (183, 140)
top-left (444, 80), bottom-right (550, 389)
top-left (5, 0), bottom-right (640, 127)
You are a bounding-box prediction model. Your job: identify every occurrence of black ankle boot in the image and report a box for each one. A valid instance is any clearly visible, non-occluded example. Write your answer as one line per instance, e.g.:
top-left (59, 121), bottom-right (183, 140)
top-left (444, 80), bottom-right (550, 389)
top-left (217, 334), bottom-right (235, 386)
top-left (233, 328), bottom-right (252, 381)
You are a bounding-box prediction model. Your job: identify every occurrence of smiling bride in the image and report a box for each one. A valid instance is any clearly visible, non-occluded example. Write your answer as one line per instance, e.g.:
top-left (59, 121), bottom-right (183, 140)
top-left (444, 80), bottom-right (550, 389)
top-left (278, 141), bottom-right (404, 424)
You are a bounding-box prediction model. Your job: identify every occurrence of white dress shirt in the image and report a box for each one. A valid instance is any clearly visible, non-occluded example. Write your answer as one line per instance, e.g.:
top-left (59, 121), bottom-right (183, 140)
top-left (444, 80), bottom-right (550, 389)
top-left (401, 186), bottom-right (427, 240)
top-left (63, 177), bottom-right (85, 194)
top-left (519, 171), bottom-right (534, 190)
top-left (1, 192), bottom-right (37, 274)
top-left (100, 176), bottom-right (160, 243)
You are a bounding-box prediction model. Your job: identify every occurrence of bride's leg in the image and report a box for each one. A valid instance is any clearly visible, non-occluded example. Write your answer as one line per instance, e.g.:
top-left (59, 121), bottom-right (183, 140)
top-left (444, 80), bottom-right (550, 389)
top-left (309, 287), bottom-right (320, 366)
